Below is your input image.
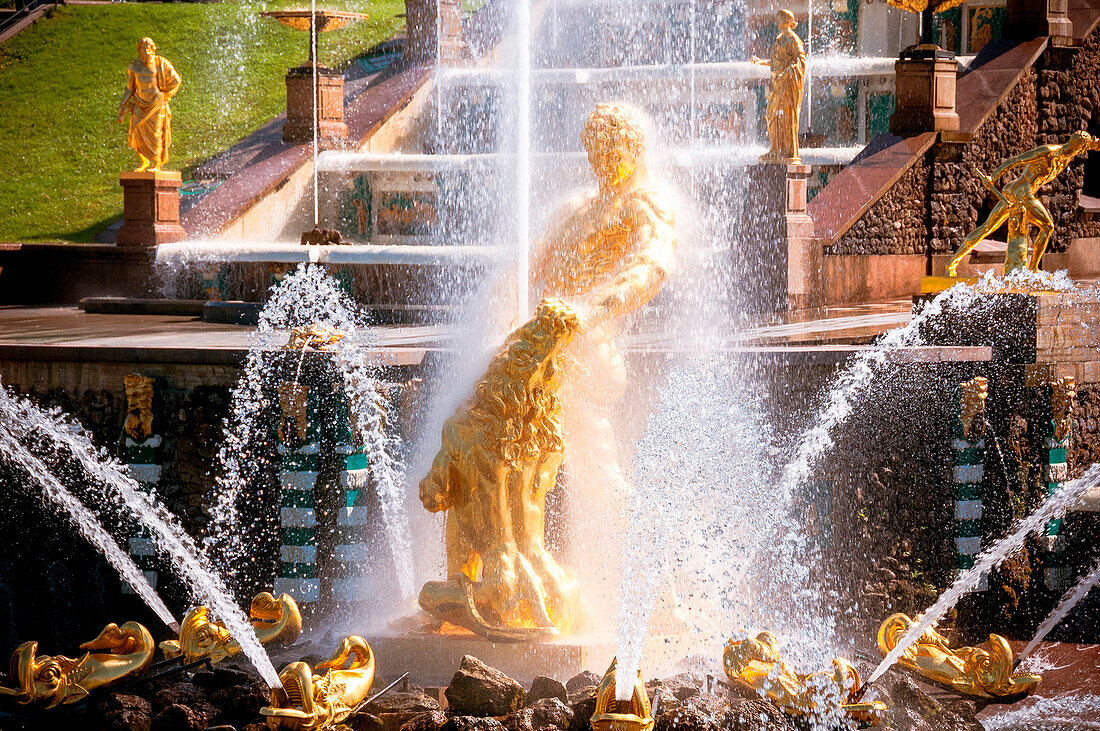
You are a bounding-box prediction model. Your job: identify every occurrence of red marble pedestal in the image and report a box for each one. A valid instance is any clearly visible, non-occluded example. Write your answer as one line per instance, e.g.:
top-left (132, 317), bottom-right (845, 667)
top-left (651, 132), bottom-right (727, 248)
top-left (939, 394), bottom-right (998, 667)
top-left (284, 64), bottom-right (348, 145)
top-left (116, 171), bottom-right (187, 248)
top-left (890, 56), bottom-right (961, 135)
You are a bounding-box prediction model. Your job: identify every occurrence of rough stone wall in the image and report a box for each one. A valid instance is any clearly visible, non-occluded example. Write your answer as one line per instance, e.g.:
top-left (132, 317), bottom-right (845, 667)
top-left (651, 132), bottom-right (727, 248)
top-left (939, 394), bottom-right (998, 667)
top-left (1037, 35), bottom-right (1100, 248)
top-left (826, 156), bottom-right (929, 255)
top-left (929, 68), bottom-right (1039, 254)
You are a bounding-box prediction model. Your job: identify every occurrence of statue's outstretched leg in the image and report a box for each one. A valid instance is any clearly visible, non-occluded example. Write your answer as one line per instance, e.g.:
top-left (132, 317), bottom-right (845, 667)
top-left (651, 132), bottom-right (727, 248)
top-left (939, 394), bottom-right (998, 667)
top-left (1024, 196), bottom-right (1056, 271)
top-left (946, 201), bottom-right (1011, 276)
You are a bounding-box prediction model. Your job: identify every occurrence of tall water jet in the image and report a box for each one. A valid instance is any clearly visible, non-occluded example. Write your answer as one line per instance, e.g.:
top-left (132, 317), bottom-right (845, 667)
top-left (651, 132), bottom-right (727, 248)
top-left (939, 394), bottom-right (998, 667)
top-left (867, 461), bottom-right (1100, 685)
top-left (0, 418), bottom-right (177, 632)
top-left (1018, 555), bottom-right (1100, 664)
top-left (0, 385), bottom-right (283, 688)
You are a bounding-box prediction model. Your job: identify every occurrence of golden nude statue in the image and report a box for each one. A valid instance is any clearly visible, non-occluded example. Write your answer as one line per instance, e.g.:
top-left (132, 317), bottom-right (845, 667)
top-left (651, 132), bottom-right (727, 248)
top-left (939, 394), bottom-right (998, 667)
top-left (946, 131), bottom-right (1100, 276)
top-left (0, 622), bottom-right (155, 707)
top-left (958, 376), bottom-right (988, 440)
top-left (877, 613), bottom-right (1041, 698)
top-left (723, 632), bottom-right (886, 725)
top-left (418, 299), bottom-right (582, 640)
top-left (531, 102), bottom-right (676, 605)
top-left (117, 37), bottom-right (181, 172)
top-left (751, 10), bottom-right (806, 164)
top-left (123, 373), bottom-right (155, 441)
top-left (1051, 376), bottom-right (1076, 442)
top-left (418, 103), bottom-right (676, 639)
top-left (260, 636), bottom-right (375, 730)
top-left (159, 592), bottom-right (302, 664)
top-left (590, 660), bottom-right (654, 731)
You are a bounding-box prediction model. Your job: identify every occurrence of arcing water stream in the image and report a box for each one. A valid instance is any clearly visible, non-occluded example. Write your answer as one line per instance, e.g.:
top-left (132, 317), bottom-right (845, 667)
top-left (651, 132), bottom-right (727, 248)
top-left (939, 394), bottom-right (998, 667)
top-left (0, 417), bottom-right (178, 632)
top-left (868, 461), bottom-right (1100, 685)
top-left (0, 384), bottom-right (283, 688)
top-left (1018, 555), bottom-right (1100, 664)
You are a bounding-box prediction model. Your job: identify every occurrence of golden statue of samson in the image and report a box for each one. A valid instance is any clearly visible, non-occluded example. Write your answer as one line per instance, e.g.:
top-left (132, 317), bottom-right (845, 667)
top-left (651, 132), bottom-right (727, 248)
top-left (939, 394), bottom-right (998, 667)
top-left (419, 103), bottom-right (676, 639)
top-left (117, 37), bottom-right (181, 172)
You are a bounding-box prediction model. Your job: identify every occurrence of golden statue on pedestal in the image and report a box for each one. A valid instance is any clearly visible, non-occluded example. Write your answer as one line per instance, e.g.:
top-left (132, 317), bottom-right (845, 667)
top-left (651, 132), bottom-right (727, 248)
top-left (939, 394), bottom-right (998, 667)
top-left (260, 636), bottom-right (375, 731)
top-left (159, 592), bottom-right (302, 664)
top-left (418, 103), bottom-right (676, 640)
top-left (590, 660), bottom-right (654, 731)
top-left (123, 373), bottom-right (155, 441)
top-left (0, 622), bottom-right (155, 707)
top-left (723, 632), bottom-right (886, 726)
top-left (946, 131), bottom-right (1100, 277)
top-left (752, 10), bottom-right (806, 164)
top-left (877, 613), bottom-right (1041, 698)
top-left (117, 37), bottom-right (181, 173)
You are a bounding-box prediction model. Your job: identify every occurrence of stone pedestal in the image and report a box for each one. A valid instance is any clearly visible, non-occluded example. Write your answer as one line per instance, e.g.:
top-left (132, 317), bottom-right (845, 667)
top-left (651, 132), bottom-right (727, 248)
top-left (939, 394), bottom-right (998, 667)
top-left (404, 0), bottom-right (465, 63)
top-left (1007, 0), bottom-right (1073, 46)
top-left (116, 171), bottom-right (187, 248)
top-left (284, 65), bottom-right (348, 145)
top-left (738, 163), bottom-right (820, 312)
top-left (890, 56), bottom-right (961, 135)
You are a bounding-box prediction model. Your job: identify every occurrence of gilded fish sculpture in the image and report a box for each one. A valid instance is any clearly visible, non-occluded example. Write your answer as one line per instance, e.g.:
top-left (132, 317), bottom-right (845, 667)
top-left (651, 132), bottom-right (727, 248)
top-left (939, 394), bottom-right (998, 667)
top-left (0, 622), bottom-right (155, 707)
top-left (877, 613), bottom-right (1041, 699)
top-left (723, 632), bottom-right (886, 726)
top-left (260, 636), bottom-right (375, 730)
top-left (590, 659), bottom-right (654, 731)
top-left (159, 591), bottom-right (302, 664)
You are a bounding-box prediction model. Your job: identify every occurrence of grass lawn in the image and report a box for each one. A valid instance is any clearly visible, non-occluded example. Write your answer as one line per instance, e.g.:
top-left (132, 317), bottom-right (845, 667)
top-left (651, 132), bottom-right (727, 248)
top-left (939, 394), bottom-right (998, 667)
top-left (0, 1), bottom-right (405, 242)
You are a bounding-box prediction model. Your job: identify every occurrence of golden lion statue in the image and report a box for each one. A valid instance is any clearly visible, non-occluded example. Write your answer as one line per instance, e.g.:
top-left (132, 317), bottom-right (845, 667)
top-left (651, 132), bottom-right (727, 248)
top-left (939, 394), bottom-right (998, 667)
top-left (418, 298), bottom-right (582, 640)
top-left (877, 613), bottom-right (1040, 699)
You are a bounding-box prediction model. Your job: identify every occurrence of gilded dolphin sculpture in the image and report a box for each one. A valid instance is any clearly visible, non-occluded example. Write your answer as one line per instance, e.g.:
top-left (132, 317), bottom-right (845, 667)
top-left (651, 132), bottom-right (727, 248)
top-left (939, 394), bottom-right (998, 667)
top-left (260, 636), bottom-right (376, 730)
top-left (723, 632), bottom-right (886, 726)
top-left (0, 622), bottom-right (155, 707)
top-left (159, 591), bottom-right (302, 663)
top-left (590, 659), bottom-right (654, 731)
top-left (877, 613), bottom-right (1041, 699)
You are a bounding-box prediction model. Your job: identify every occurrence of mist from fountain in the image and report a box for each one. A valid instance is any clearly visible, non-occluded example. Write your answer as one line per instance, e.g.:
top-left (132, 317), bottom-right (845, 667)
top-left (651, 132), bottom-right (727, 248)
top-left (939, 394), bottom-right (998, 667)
top-left (1018, 555), bottom-right (1100, 664)
top-left (0, 410), bottom-right (178, 632)
top-left (207, 264), bottom-right (415, 609)
top-left (868, 461), bottom-right (1100, 685)
top-left (0, 383), bottom-right (281, 687)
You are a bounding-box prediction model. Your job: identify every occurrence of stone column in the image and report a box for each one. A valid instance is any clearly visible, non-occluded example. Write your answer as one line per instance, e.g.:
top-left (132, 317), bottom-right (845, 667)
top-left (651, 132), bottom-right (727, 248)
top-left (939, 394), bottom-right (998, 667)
top-left (739, 163), bottom-right (820, 312)
top-left (890, 52), bottom-right (960, 135)
top-left (1007, 0), bottom-right (1073, 47)
top-left (1043, 376), bottom-right (1075, 591)
top-left (117, 171), bottom-right (187, 247)
top-left (284, 65), bottom-right (348, 145)
top-left (404, 0), bottom-right (466, 64)
top-left (952, 377), bottom-right (988, 592)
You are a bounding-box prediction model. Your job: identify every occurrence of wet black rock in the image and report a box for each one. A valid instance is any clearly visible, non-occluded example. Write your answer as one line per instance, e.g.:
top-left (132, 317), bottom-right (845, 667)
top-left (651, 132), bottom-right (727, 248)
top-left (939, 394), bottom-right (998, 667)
top-left (444, 716), bottom-right (508, 731)
top-left (92, 692), bottom-right (154, 731)
top-left (718, 699), bottom-right (796, 731)
top-left (350, 713), bottom-right (387, 731)
top-left (367, 692), bottom-right (443, 731)
top-left (446, 656), bottom-right (526, 717)
top-left (528, 676), bottom-right (568, 705)
top-left (398, 710), bottom-right (449, 731)
top-left (564, 671), bottom-right (600, 696)
top-left (151, 702), bottom-right (209, 731)
top-left (565, 686), bottom-right (596, 731)
top-left (877, 670), bottom-right (983, 731)
top-left (209, 681), bottom-right (268, 723)
top-left (150, 682), bottom-right (216, 721)
top-left (191, 665), bottom-right (255, 692)
top-left (506, 697), bottom-right (575, 731)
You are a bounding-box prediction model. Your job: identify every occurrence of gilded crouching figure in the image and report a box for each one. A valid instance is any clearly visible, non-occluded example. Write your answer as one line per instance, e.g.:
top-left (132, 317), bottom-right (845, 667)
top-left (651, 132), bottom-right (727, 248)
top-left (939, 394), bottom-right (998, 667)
top-left (877, 613), bottom-right (1040, 698)
top-left (723, 632), bottom-right (886, 726)
top-left (0, 622), bottom-right (155, 707)
top-left (418, 299), bottom-right (582, 640)
top-left (260, 636), bottom-right (375, 730)
top-left (159, 592), bottom-right (302, 664)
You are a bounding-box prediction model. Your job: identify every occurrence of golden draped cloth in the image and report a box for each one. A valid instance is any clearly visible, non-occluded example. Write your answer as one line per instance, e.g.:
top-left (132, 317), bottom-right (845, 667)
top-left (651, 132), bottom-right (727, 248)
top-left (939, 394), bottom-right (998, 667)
top-left (762, 29), bottom-right (805, 163)
top-left (123, 56), bottom-right (181, 168)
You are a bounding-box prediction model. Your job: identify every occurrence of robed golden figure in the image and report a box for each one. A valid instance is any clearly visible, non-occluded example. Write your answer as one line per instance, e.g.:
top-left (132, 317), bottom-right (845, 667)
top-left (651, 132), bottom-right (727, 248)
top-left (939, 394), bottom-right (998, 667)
top-left (117, 37), bottom-right (182, 172)
top-left (752, 10), bottom-right (805, 164)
